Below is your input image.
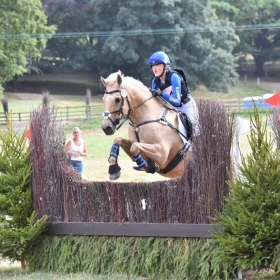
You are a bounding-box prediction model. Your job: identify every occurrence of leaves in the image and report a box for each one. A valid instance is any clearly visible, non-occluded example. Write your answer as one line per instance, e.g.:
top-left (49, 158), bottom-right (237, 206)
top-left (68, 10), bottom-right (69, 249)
top-left (0, 0), bottom-right (55, 96)
top-left (213, 107), bottom-right (280, 274)
top-left (42, 0), bottom-right (238, 92)
top-left (0, 114), bottom-right (48, 266)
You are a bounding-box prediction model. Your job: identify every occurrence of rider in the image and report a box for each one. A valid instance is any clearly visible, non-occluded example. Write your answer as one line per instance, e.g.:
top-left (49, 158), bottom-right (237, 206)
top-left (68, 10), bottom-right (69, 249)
top-left (148, 51), bottom-right (200, 137)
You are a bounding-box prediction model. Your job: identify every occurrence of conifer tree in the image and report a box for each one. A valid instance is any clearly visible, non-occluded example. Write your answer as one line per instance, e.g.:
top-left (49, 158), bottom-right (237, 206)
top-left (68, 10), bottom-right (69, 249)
top-left (213, 108), bottom-right (280, 275)
top-left (0, 115), bottom-right (48, 269)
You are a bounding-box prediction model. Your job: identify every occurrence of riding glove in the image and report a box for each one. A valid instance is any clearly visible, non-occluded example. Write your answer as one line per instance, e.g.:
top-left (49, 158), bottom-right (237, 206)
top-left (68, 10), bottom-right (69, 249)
top-left (150, 89), bottom-right (162, 97)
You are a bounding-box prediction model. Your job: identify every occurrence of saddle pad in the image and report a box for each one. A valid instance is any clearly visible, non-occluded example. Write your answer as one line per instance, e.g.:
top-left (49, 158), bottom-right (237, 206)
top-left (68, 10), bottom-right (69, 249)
top-left (177, 114), bottom-right (192, 151)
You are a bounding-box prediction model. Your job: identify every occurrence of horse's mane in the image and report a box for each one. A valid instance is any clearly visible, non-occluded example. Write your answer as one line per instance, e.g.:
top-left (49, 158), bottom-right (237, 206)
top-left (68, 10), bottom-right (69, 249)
top-left (123, 76), bottom-right (149, 92)
top-left (106, 71), bottom-right (149, 92)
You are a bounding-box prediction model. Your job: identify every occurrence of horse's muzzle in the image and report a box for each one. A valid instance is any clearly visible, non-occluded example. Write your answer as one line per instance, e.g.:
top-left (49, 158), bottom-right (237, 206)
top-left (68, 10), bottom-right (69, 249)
top-left (102, 124), bottom-right (115, 135)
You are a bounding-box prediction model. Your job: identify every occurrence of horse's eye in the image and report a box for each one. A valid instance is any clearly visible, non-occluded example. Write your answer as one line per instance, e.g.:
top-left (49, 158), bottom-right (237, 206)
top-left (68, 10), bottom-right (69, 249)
top-left (115, 97), bottom-right (121, 104)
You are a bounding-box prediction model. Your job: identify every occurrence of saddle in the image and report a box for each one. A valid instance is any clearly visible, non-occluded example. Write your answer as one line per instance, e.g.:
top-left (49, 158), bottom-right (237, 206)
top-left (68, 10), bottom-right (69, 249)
top-left (179, 112), bottom-right (193, 140)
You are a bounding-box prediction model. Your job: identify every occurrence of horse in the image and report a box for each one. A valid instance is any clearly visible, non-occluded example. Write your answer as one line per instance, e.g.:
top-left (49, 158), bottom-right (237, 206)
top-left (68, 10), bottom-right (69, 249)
top-left (101, 70), bottom-right (193, 180)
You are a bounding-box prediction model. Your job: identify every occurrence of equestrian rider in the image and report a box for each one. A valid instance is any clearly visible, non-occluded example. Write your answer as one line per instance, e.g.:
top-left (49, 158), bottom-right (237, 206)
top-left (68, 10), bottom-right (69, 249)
top-left (148, 51), bottom-right (200, 136)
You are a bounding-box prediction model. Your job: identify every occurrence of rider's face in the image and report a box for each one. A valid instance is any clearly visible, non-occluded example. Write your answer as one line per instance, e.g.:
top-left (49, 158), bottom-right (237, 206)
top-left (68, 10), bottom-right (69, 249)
top-left (151, 64), bottom-right (165, 77)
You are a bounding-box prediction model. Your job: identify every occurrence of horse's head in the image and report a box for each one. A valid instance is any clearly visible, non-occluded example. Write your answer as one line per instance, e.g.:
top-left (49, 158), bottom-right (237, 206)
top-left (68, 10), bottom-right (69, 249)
top-left (101, 70), bottom-right (155, 135)
top-left (101, 71), bottom-right (124, 135)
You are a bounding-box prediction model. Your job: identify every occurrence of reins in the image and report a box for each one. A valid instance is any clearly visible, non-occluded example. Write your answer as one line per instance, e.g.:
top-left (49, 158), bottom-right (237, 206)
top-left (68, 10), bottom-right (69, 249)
top-left (103, 88), bottom-right (188, 142)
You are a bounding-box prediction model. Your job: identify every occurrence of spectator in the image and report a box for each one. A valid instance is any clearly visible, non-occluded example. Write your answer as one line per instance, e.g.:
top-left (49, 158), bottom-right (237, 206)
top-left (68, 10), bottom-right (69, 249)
top-left (65, 127), bottom-right (87, 176)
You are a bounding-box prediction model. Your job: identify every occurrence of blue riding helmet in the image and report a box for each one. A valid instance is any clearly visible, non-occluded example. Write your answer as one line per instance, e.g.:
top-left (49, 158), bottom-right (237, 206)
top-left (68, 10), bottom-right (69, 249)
top-left (148, 51), bottom-right (171, 66)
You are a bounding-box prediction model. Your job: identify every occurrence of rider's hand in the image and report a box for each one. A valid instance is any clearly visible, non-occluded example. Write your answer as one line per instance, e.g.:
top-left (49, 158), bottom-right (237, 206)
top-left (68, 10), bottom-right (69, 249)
top-left (150, 89), bottom-right (162, 97)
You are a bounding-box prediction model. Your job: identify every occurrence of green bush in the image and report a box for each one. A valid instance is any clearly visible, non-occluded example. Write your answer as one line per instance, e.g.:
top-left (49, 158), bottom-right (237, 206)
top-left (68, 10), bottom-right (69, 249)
top-left (0, 115), bottom-right (48, 269)
top-left (26, 235), bottom-right (226, 280)
top-left (213, 108), bottom-right (280, 275)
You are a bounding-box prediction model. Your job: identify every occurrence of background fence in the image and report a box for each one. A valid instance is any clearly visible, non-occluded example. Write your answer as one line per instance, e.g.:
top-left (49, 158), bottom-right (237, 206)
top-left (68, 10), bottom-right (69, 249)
top-left (0, 104), bottom-right (104, 125)
top-left (0, 98), bottom-right (272, 125)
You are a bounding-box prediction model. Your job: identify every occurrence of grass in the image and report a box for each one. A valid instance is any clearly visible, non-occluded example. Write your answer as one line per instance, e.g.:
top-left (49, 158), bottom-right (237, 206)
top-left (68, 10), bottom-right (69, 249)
top-left (0, 266), bottom-right (148, 280)
top-left (3, 93), bottom-right (104, 114)
top-left (1, 265), bottom-right (279, 279)
top-left (63, 121), bottom-right (167, 182)
top-left (192, 77), bottom-right (278, 99)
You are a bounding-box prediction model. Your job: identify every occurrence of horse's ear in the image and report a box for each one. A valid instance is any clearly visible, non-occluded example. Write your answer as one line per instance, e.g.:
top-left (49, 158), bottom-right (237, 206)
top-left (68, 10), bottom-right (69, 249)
top-left (100, 77), bottom-right (107, 87)
top-left (117, 74), bottom-right (122, 86)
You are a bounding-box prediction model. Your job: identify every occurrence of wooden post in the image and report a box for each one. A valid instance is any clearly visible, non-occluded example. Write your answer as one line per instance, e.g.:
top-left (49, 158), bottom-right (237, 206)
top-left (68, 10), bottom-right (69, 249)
top-left (237, 268), bottom-right (242, 279)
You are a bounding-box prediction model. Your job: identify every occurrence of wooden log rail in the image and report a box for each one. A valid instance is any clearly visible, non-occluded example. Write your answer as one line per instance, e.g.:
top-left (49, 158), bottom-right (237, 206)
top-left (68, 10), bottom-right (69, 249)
top-left (45, 222), bottom-right (223, 238)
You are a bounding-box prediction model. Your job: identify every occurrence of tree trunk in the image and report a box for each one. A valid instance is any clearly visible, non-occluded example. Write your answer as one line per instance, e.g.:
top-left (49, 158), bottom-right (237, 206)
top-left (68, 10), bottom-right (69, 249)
top-left (253, 56), bottom-right (265, 77)
top-left (21, 256), bottom-right (26, 270)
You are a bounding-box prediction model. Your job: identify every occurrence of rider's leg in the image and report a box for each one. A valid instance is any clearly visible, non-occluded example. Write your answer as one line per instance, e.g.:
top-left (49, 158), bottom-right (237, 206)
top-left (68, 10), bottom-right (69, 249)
top-left (180, 97), bottom-right (200, 137)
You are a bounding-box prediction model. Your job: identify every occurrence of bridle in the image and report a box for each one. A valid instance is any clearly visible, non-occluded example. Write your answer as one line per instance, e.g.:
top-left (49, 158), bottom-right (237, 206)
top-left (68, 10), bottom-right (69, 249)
top-left (102, 86), bottom-right (154, 130)
top-left (102, 89), bottom-right (123, 129)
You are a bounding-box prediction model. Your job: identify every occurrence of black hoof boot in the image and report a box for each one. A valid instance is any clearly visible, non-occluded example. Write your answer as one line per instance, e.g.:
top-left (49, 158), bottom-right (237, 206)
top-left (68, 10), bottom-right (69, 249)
top-left (108, 163), bottom-right (121, 180)
top-left (146, 160), bottom-right (158, 174)
top-left (133, 164), bottom-right (148, 171)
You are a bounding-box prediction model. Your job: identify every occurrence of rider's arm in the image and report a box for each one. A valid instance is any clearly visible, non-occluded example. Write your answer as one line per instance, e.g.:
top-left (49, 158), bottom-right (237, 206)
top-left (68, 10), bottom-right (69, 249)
top-left (151, 78), bottom-right (157, 90)
top-left (162, 73), bottom-right (181, 107)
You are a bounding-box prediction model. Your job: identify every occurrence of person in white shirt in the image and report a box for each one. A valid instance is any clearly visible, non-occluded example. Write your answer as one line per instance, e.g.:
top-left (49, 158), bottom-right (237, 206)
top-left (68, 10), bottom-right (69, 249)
top-left (65, 127), bottom-right (87, 176)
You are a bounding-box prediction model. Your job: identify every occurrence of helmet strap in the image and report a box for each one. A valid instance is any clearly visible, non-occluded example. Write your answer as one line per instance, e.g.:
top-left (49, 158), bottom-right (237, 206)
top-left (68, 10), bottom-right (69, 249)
top-left (158, 64), bottom-right (166, 78)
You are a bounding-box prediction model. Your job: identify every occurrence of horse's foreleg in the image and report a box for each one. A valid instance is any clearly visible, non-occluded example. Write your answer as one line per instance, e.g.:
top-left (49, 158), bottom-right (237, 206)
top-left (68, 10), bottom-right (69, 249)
top-left (108, 143), bottom-right (121, 180)
top-left (108, 137), bottom-right (133, 180)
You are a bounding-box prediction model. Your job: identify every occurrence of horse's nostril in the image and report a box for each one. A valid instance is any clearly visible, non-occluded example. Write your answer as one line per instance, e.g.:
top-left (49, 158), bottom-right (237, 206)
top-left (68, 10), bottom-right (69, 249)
top-left (103, 126), bottom-right (114, 135)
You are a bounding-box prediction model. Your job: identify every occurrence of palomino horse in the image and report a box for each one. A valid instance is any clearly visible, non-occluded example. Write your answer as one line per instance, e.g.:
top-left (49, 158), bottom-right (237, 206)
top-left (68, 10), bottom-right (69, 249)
top-left (101, 71), bottom-right (192, 180)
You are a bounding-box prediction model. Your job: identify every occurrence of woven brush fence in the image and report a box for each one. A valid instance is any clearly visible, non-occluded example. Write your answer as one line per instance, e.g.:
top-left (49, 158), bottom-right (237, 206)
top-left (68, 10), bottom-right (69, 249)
top-left (29, 99), bottom-right (235, 224)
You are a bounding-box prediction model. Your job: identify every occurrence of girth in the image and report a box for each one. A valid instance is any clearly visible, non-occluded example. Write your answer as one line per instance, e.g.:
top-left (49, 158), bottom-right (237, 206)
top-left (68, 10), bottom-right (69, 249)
top-left (160, 143), bottom-right (190, 174)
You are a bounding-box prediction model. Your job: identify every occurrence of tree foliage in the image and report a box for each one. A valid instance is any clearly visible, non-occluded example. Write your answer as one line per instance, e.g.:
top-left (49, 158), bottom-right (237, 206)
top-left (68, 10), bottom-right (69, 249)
top-left (0, 0), bottom-right (55, 96)
top-left (0, 116), bottom-right (48, 269)
top-left (213, 0), bottom-right (280, 77)
top-left (213, 108), bottom-right (280, 274)
top-left (42, 0), bottom-right (239, 92)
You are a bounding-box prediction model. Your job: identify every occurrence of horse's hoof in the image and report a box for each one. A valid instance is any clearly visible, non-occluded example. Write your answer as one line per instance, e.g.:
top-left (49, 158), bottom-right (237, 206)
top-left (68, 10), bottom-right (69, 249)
top-left (133, 166), bottom-right (148, 171)
top-left (109, 163), bottom-right (121, 174)
top-left (109, 171), bottom-right (121, 180)
top-left (154, 163), bottom-right (161, 173)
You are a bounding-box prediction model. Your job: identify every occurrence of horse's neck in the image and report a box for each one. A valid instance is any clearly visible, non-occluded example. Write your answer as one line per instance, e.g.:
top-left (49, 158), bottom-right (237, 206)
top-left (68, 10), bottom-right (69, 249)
top-left (127, 86), bottom-right (161, 121)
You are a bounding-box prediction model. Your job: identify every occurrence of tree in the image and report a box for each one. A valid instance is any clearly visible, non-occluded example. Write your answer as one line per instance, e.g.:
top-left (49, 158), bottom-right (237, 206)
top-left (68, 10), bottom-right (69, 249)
top-left (41, 0), bottom-right (97, 72)
top-left (0, 0), bottom-right (55, 96)
top-left (0, 116), bottom-right (49, 269)
top-left (42, 0), bottom-right (239, 92)
top-left (213, 108), bottom-right (280, 274)
top-left (92, 0), bottom-right (239, 92)
top-left (213, 0), bottom-right (280, 77)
